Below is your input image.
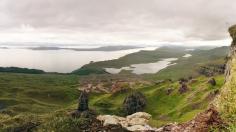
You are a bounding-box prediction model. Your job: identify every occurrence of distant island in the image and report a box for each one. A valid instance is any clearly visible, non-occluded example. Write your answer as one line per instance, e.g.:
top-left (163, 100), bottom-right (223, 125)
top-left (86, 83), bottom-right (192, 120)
top-left (29, 45), bottom-right (142, 51)
top-left (0, 67), bottom-right (45, 74)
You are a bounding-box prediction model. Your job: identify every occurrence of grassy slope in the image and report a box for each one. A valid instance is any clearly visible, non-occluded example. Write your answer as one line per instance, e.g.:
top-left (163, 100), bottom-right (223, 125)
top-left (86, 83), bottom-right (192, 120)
top-left (89, 75), bottom-right (224, 127)
top-left (0, 72), bottom-right (224, 130)
top-left (0, 73), bottom-right (80, 115)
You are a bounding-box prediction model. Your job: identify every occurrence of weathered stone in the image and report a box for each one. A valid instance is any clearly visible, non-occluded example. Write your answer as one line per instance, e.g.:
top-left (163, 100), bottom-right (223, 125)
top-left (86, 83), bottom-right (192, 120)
top-left (126, 112), bottom-right (151, 120)
top-left (103, 115), bottom-right (120, 126)
top-left (128, 118), bottom-right (148, 126)
top-left (126, 125), bottom-right (155, 131)
top-left (97, 112), bottom-right (155, 132)
top-left (156, 106), bottom-right (225, 132)
top-left (208, 78), bottom-right (216, 86)
top-left (78, 91), bottom-right (89, 111)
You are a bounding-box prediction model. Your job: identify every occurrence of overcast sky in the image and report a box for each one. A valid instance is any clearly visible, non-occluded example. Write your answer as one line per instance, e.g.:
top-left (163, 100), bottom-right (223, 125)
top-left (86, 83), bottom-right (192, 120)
top-left (0, 0), bottom-right (235, 46)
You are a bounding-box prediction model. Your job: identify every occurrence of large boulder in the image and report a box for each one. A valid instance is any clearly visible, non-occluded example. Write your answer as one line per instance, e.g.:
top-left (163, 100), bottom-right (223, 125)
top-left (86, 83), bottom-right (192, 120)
top-left (126, 125), bottom-right (156, 131)
top-left (97, 112), bottom-right (156, 132)
top-left (127, 118), bottom-right (148, 126)
top-left (103, 115), bottom-right (120, 126)
top-left (126, 112), bottom-right (151, 120)
top-left (166, 88), bottom-right (174, 95)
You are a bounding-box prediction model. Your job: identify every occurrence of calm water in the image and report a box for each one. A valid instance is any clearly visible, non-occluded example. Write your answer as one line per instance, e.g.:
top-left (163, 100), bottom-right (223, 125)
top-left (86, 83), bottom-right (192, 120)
top-left (0, 47), bottom-right (157, 73)
top-left (105, 58), bottom-right (178, 74)
top-left (182, 54), bottom-right (192, 58)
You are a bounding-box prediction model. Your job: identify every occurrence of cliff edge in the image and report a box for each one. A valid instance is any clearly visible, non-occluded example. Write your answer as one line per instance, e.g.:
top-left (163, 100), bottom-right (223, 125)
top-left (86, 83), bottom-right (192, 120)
top-left (215, 25), bottom-right (236, 125)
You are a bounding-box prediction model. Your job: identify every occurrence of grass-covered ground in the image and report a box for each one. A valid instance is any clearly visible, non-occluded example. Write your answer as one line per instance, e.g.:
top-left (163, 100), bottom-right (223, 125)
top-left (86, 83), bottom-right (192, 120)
top-left (89, 75), bottom-right (224, 127)
top-left (0, 72), bottom-right (224, 130)
top-left (0, 73), bottom-right (80, 115)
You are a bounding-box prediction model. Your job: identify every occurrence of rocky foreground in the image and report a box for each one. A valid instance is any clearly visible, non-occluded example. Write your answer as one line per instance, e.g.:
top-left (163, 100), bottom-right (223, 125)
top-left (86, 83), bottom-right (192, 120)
top-left (96, 106), bottom-right (223, 132)
top-left (97, 112), bottom-right (155, 131)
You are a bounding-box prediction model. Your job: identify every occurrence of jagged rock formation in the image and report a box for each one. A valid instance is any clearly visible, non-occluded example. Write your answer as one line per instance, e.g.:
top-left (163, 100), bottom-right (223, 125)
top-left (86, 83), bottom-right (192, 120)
top-left (78, 91), bottom-right (89, 111)
top-left (97, 107), bottom-right (224, 132)
top-left (214, 25), bottom-right (236, 123)
top-left (198, 65), bottom-right (225, 77)
top-left (123, 92), bottom-right (147, 115)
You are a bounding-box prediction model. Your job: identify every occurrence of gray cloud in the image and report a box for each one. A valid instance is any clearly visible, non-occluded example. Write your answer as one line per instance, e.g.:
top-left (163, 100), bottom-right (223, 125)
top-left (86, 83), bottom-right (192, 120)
top-left (0, 0), bottom-right (236, 43)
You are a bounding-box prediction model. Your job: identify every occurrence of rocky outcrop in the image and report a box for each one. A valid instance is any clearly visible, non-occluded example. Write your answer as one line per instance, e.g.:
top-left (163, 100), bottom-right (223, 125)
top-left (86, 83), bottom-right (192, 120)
top-left (224, 25), bottom-right (236, 81)
top-left (97, 108), bottom-right (224, 132)
top-left (97, 112), bottom-right (156, 131)
top-left (156, 106), bottom-right (224, 132)
top-left (78, 91), bottom-right (89, 111)
top-left (69, 110), bottom-right (129, 132)
top-left (213, 25), bottom-right (236, 126)
top-left (123, 92), bottom-right (147, 115)
top-left (208, 78), bottom-right (216, 86)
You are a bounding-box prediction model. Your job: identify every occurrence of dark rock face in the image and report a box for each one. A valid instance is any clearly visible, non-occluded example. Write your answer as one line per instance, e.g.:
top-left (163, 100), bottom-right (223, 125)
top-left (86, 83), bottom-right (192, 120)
top-left (208, 78), bottom-right (216, 86)
top-left (123, 92), bottom-right (146, 115)
top-left (179, 83), bottom-right (188, 94)
top-left (78, 91), bottom-right (89, 111)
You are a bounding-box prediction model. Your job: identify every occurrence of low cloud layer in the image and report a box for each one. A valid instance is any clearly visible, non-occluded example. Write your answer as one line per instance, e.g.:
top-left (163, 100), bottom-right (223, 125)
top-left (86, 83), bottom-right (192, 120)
top-left (0, 0), bottom-right (235, 45)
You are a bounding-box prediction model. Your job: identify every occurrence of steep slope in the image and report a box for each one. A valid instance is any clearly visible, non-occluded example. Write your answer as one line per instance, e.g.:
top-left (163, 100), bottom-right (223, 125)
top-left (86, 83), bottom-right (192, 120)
top-left (215, 25), bottom-right (236, 128)
top-left (154, 25), bottom-right (236, 132)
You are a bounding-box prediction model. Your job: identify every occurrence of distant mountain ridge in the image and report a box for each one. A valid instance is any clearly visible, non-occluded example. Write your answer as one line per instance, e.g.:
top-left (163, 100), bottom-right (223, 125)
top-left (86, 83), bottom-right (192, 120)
top-left (73, 46), bottom-right (229, 80)
top-left (29, 45), bottom-right (142, 51)
top-left (0, 67), bottom-right (45, 74)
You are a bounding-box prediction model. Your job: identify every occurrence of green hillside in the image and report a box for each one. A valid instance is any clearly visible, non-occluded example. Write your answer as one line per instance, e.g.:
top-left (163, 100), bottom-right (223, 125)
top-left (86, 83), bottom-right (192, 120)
top-left (73, 46), bottom-right (228, 81)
